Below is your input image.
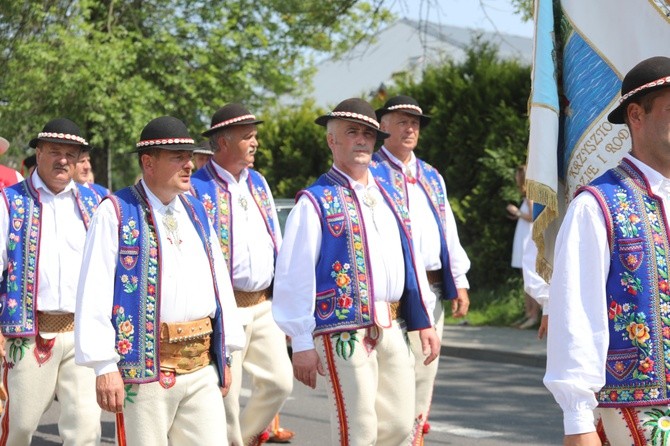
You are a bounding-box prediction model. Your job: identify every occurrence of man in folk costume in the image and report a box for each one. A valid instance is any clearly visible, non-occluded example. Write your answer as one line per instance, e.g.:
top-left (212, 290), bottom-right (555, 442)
top-left (191, 104), bottom-right (294, 445)
top-left (544, 56), bottom-right (670, 445)
top-left (72, 151), bottom-right (110, 199)
top-left (273, 98), bottom-right (441, 445)
top-left (373, 95), bottom-right (471, 443)
top-left (0, 118), bottom-right (102, 445)
top-left (74, 116), bottom-right (245, 444)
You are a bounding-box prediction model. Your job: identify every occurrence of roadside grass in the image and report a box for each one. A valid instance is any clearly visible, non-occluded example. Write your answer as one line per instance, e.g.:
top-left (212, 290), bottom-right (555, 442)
top-left (444, 276), bottom-right (526, 327)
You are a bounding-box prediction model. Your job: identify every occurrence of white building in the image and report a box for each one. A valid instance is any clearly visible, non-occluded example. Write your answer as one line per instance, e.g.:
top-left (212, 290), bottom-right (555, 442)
top-left (305, 18), bottom-right (533, 108)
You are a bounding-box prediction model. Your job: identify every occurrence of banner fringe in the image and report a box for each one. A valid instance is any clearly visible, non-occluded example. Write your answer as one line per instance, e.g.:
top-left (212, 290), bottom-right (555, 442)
top-left (527, 180), bottom-right (557, 282)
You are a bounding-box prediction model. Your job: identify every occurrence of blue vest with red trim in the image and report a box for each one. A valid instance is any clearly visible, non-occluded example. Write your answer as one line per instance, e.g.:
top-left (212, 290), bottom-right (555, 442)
top-left (191, 162), bottom-right (279, 279)
top-left (580, 159), bottom-right (670, 407)
top-left (109, 185), bottom-right (227, 386)
top-left (300, 167), bottom-right (431, 335)
top-left (0, 180), bottom-right (99, 336)
top-left (372, 151), bottom-right (459, 300)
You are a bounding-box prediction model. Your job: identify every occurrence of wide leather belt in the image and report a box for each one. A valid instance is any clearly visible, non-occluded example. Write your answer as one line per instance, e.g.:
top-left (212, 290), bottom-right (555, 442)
top-left (234, 287), bottom-right (270, 308)
top-left (426, 269), bottom-right (443, 285)
top-left (159, 317), bottom-right (212, 374)
top-left (390, 302), bottom-right (400, 320)
top-left (37, 312), bottom-right (75, 333)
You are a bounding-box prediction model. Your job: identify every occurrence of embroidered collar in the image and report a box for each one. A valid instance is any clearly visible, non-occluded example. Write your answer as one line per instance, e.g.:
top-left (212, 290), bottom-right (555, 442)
top-left (138, 179), bottom-right (182, 215)
top-left (330, 165), bottom-right (378, 192)
top-left (209, 159), bottom-right (249, 185)
top-left (624, 155), bottom-right (670, 198)
top-left (380, 146), bottom-right (417, 177)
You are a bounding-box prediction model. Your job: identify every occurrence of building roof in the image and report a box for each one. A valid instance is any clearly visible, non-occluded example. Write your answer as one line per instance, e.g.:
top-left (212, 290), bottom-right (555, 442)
top-left (305, 18), bottom-right (533, 108)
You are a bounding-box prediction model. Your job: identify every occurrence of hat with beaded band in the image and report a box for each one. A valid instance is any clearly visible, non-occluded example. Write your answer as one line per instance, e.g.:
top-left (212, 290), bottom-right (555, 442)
top-left (202, 103), bottom-right (263, 137)
top-left (29, 118), bottom-right (91, 150)
top-left (135, 116), bottom-right (197, 152)
top-left (315, 98), bottom-right (390, 140)
top-left (375, 95), bottom-right (431, 128)
top-left (193, 140), bottom-right (215, 156)
top-left (608, 56), bottom-right (670, 124)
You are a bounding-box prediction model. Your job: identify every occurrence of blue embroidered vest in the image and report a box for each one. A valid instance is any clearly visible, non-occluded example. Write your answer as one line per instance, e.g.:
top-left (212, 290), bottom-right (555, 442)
top-left (580, 159), bottom-right (670, 407)
top-left (372, 150), bottom-right (458, 300)
top-left (191, 162), bottom-right (279, 279)
top-left (109, 185), bottom-right (227, 386)
top-left (300, 167), bottom-right (431, 335)
top-left (0, 180), bottom-right (100, 336)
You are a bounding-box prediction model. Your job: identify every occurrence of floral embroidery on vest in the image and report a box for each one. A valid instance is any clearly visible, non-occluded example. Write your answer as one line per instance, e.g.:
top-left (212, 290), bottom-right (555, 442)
top-left (191, 164), bottom-right (278, 276)
top-left (0, 182), bottom-right (99, 337)
top-left (584, 160), bottom-right (670, 406)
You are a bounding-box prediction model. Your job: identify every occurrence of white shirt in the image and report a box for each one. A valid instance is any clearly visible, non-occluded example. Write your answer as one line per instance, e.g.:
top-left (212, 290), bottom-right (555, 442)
top-left (521, 234), bottom-right (549, 311)
top-left (544, 155), bottom-right (670, 435)
top-left (75, 181), bottom-right (245, 376)
top-left (273, 167), bottom-right (435, 353)
top-left (380, 147), bottom-right (470, 289)
top-left (0, 170), bottom-right (86, 313)
top-left (210, 161), bottom-right (280, 292)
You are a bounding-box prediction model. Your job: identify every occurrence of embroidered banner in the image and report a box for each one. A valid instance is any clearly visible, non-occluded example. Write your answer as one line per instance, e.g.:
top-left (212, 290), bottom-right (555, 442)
top-left (526, 0), bottom-right (670, 279)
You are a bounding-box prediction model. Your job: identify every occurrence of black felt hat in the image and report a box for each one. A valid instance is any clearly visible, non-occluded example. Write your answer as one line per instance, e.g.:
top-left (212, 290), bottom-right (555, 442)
top-left (193, 140), bottom-right (214, 156)
top-left (29, 118), bottom-right (90, 150)
top-left (202, 103), bottom-right (263, 137)
top-left (608, 56), bottom-right (670, 124)
top-left (315, 98), bottom-right (390, 140)
top-left (376, 95), bottom-right (431, 128)
top-left (135, 116), bottom-right (196, 152)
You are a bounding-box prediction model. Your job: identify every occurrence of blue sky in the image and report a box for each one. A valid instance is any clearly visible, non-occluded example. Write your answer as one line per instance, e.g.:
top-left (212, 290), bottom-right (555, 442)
top-left (389, 0), bottom-right (534, 38)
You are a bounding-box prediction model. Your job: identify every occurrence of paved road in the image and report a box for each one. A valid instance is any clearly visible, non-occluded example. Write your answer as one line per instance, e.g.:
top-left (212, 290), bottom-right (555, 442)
top-left (32, 353), bottom-right (562, 445)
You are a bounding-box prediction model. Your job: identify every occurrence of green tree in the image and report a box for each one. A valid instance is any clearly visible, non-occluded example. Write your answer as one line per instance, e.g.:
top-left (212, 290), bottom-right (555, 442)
top-left (0, 0), bottom-right (392, 188)
top-left (256, 100), bottom-right (331, 198)
top-left (509, 0), bottom-right (534, 21)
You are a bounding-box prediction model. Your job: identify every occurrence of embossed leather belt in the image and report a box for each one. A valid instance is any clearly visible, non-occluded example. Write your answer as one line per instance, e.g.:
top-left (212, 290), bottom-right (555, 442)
top-left (159, 317), bottom-right (212, 374)
top-left (426, 269), bottom-right (443, 285)
top-left (37, 312), bottom-right (75, 333)
top-left (390, 302), bottom-right (400, 320)
top-left (234, 287), bottom-right (270, 308)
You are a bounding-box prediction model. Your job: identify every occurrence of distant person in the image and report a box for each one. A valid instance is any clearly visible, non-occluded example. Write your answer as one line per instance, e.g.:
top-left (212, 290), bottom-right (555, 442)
top-left (506, 165), bottom-right (540, 330)
top-left (0, 118), bottom-right (102, 444)
top-left (73, 151), bottom-right (110, 198)
top-left (273, 98), bottom-right (440, 445)
top-left (0, 137), bottom-right (24, 188)
top-left (191, 103), bottom-right (294, 445)
top-left (545, 56), bottom-right (670, 445)
top-left (75, 116), bottom-right (245, 444)
top-left (193, 140), bottom-right (214, 170)
top-left (374, 95), bottom-right (471, 442)
top-left (21, 154), bottom-right (37, 178)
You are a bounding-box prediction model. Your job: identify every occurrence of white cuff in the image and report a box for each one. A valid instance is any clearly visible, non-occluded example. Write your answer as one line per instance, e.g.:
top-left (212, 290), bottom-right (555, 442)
top-left (290, 333), bottom-right (316, 353)
top-left (564, 408), bottom-right (596, 435)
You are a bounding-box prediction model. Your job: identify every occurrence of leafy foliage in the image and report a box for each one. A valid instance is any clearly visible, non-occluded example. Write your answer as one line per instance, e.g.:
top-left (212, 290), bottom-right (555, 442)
top-left (256, 100), bottom-right (331, 199)
top-left (0, 0), bottom-right (392, 188)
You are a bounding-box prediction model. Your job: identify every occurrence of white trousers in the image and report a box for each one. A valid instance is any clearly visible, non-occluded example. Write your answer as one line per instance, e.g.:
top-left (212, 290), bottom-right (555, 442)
top-left (316, 320), bottom-right (416, 446)
top-left (122, 364), bottom-right (226, 446)
top-left (0, 332), bottom-right (101, 446)
top-left (408, 284), bottom-right (445, 442)
top-left (596, 405), bottom-right (670, 446)
top-left (225, 300), bottom-right (293, 446)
